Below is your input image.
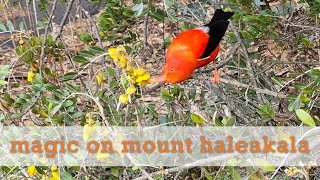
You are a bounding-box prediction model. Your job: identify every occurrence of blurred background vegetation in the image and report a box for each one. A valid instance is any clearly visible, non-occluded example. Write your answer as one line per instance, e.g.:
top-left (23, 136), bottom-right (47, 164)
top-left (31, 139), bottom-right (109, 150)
top-left (0, 0), bottom-right (319, 179)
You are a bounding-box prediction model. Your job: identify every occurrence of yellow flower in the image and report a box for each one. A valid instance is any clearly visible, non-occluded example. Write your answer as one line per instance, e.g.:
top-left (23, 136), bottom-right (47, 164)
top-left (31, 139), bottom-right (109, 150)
top-left (141, 73), bottom-right (150, 81)
top-left (99, 31), bottom-right (105, 37)
top-left (27, 71), bottom-right (35, 82)
top-left (285, 167), bottom-right (298, 177)
top-left (139, 80), bottom-right (148, 87)
top-left (50, 166), bottom-right (60, 179)
top-left (126, 86), bottom-right (136, 94)
top-left (108, 48), bottom-right (118, 63)
top-left (83, 124), bottom-right (96, 141)
top-left (126, 66), bottom-right (134, 74)
top-left (107, 18), bottom-right (115, 24)
top-left (108, 46), bottom-right (127, 65)
top-left (136, 68), bottom-right (146, 76)
top-left (19, 39), bottom-right (24, 45)
top-left (27, 166), bottom-right (37, 177)
top-left (136, 76), bottom-right (143, 83)
top-left (51, 166), bottom-right (58, 172)
top-left (119, 57), bottom-right (127, 68)
top-left (85, 113), bottom-right (95, 125)
top-left (117, 45), bottom-right (126, 52)
top-left (96, 71), bottom-right (106, 85)
top-left (128, 76), bottom-right (136, 84)
top-left (119, 94), bottom-right (129, 104)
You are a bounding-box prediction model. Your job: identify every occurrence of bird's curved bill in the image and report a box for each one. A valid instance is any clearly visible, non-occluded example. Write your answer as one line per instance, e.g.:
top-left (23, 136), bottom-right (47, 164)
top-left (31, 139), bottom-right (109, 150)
top-left (149, 75), bottom-right (166, 83)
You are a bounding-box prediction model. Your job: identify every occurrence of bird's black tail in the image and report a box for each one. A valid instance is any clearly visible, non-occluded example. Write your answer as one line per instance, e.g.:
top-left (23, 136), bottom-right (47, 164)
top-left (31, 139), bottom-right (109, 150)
top-left (200, 9), bottom-right (234, 58)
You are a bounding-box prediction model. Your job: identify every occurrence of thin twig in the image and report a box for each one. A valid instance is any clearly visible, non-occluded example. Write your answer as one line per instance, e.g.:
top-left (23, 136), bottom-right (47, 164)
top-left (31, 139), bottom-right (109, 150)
top-left (284, 24), bottom-right (320, 31)
top-left (219, 78), bottom-right (287, 98)
top-left (140, 167), bottom-right (155, 180)
top-left (39, 0), bottom-right (59, 75)
top-left (229, 22), bottom-right (264, 104)
top-left (32, 0), bottom-right (39, 36)
top-left (134, 153), bottom-right (238, 180)
top-left (79, 2), bottom-right (102, 48)
top-left (53, 0), bottom-right (75, 41)
top-left (142, 13), bottom-right (149, 63)
top-left (278, 69), bottom-right (313, 92)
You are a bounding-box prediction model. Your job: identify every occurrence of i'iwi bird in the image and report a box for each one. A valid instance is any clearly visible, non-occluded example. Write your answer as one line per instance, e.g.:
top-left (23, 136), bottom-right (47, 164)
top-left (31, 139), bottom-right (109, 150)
top-left (150, 9), bottom-right (234, 84)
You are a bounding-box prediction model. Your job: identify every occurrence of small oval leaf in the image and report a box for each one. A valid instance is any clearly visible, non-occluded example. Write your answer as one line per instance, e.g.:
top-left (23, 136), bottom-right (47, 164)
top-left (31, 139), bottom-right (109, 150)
top-left (295, 109), bottom-right (315, 126)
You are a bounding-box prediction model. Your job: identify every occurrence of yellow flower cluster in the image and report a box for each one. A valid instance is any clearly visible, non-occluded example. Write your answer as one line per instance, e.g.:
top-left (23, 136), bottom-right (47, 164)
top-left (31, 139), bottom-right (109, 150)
top-left (83, 113), bottom-right (96, 141)
top-left (107, 45), bottom-right (151, 104)
top-left (27, 166), bottom-right (60, 180)
top-left (27, 70), bottom-right (36, 82)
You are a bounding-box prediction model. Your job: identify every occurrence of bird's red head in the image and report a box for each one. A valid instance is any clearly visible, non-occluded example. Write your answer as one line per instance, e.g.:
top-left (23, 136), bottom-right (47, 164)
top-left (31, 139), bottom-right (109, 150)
top-left (150, 57), bottom-right (197, 83)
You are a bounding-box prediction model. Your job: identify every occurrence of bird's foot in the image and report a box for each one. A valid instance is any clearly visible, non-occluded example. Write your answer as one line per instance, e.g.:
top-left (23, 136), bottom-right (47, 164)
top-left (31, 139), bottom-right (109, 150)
top-left (213, 73), bottom-right (220, 84)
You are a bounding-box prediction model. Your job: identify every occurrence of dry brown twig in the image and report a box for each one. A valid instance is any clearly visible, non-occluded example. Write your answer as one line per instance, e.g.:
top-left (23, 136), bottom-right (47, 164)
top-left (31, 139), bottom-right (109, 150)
top-left (39, 0), bottom-right (59, 75)
top-left (133, 153), bottom-right (238, 180)
top-left (53, 0), bottom-right (75, 41)
top-left (79, 0), bottom-right (102, 48)
top-left (228, 22), bottom-right (265, 104)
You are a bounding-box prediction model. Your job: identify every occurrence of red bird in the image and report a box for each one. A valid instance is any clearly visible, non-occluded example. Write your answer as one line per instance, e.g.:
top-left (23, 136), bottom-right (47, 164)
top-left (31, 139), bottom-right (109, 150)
top-left (150, 9), bottom-right (234, 84)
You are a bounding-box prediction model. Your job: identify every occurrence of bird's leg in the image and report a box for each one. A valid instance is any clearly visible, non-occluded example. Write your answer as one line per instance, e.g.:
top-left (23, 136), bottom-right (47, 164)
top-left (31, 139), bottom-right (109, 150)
top-left (213, 59), bottom-right (220, 84)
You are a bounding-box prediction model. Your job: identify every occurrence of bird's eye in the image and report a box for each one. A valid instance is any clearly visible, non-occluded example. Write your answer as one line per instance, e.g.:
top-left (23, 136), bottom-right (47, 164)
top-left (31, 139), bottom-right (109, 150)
top-left (170, 69), bottom-right (174, 72)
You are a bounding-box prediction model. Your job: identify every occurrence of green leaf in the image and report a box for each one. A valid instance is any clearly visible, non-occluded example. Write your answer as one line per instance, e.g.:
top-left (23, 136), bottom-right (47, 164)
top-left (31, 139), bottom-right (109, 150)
top-left (161, 88), bottom-right (173, 100)
top-left (78, 50), bottom-right (95, 58)
top-left (11, 113), bottom-right (22, 119)
top-left (63, 72), bottom-right (77, 80)
top-left (61, 171), bottom-right (73, 180)
top-left (164, 0), bottom-right (175, 8)
top-left (79, 33), bottom-right (93, 44)
top-left (106, 67), bottom-right (116, 77)
top-left (62, 100), bottom-right (74, 108)
top-left (231, 170), bottom-right (242, 180)
top-left (0, 22), bottom-right (6, 31)
top-left (167, 13), bottom-right (177, 22)
top-left (72, 55), bottom-right (89, 65)
top-left (72, 111), bottom-right (82, 119)
top-left (50, 104), bottom-right (61, 116)
top-left (295, 109), bottom-right (315, 126)
top-left (65, 83), bottom-right (81, 93)
top-left (171, 85), bottom-right (180, 96)
top-left (257, 104), bottom-right (275, 121)
top-left (0, 80), bottom-right (8, 85)
top-left (88, 46), bottom-right (105, 54)
top-left (50, 115), bottom-right (64, 123)
top-left (222, 117), bottom-right (236, 126)
top-left (191, 113), bottom-right (204, 125)
top-left (303, 87), bottom-right (314, 94)
top-left (132, 3), bottom-right (144, 17)
top-left (255, 159), bottom-right (275, 172)
top-left (2, 93), bottom-right (14, 105)
top-left (35, 167), bottom-right (46, 174)
top-left (6, 20), bottom-right (14, 31)
top-left (302, 38), bottom-right (313, 48)
top-left (0, 65), bottom-right (10, 76)
top-left (111, 167), bottom-right (119, 177)
top-left (299, 96), bottom-right (310, 103)
top-left (19, 21), bottom-right (25, 31)
top-left (288, 98), bottom-right (300, 112)
top-left (309, 69), bottom-right (320, 77)
top-left (36, 21), bottom-right (46, 29)
top-left (132, 166), bottom-right (139, 171)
